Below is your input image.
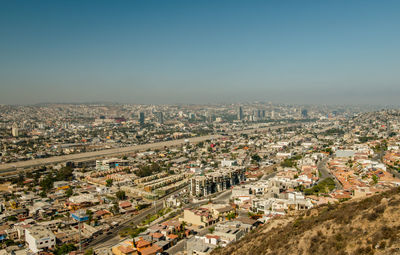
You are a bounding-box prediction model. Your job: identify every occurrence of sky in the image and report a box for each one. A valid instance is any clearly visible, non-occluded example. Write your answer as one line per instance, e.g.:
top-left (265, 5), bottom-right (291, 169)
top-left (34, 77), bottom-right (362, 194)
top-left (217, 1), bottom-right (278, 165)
top-left (0, 0), bottom-right (400, 105)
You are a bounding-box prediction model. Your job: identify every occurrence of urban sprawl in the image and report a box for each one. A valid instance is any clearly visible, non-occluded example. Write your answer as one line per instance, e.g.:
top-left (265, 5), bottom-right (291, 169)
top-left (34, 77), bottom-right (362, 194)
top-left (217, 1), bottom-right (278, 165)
top-left (1, 103), bottom-right (400, 255)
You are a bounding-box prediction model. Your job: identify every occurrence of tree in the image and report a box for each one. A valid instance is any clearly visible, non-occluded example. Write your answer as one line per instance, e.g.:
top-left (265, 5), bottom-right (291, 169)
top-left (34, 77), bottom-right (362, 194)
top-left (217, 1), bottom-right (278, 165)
top-left (180, 221), bottom-right (186, 232)
top-left (251, 154), bottom-right (261, 162)
top-left (226, 212), bottom-right (236, 220)
top-left (7, 216), bottom-right (17, 221)
top-left (116, 190), bottom-right (126, 200)
top-left (56, 166), bottom-right (74, 181)
top-left (84, 248), bottom-right (93, 255)
top-left (65, 187), bottom-right (73, 197)
top-left (106, 179), bottom-right (113, 187)
top-left (111, 203), bottom-right (120, 215)
top-left (40, 175), bottom-right (54, 192)
top-left (54, 243), bottom-right (77, 255)
top-left (372, 174), bottom-right (378, 184)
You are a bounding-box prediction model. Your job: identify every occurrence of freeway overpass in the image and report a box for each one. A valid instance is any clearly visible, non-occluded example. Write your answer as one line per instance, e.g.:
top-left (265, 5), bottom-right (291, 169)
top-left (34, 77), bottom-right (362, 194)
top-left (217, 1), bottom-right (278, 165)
top-left (0, 122), bottom-right (309, 174)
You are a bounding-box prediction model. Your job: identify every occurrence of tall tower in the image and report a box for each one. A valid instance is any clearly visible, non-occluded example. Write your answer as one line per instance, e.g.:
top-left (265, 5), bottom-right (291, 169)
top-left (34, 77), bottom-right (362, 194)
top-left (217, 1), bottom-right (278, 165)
top-left (157, 112), bottom-right (164, 124)
top-left (238, 107), bottom-right (243, 121)
top-left (301, 109), bottom-right (308, 118)
top-left (139, 112), bottom-right (145, 125)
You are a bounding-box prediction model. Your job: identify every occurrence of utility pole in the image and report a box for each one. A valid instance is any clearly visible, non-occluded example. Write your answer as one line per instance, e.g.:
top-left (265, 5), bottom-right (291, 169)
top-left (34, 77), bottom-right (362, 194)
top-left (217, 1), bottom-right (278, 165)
top-left (79, 221), bottom-right (82, 251)
top-left (71, 210), bottom-right (88, 252)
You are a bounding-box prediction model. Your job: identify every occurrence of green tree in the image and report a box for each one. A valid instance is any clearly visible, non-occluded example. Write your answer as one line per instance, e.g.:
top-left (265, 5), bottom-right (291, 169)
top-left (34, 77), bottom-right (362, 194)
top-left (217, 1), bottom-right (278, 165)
top-left (372, 174), bottom-right (378, 184)
top-left (54, 243), bottom-right (77, 255)
top-left (40, 175), bottom-right (54, 192)
top-left (84, 248), bottom-right (93, 255)
top-left (251, 154), bottom-right (261, 162)
top-left (111, 203), bottom-right (120, 214)
top-left (116, 190), bottom-right (126, 200)
top-left (106, 179), bottom-right (113, 187)
top-left (65, 187), bottom-right (73, 197)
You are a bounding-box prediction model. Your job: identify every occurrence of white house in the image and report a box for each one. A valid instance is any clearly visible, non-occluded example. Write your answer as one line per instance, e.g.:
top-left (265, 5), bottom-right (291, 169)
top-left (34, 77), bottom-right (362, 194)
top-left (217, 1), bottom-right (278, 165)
top-left (25, 226), bottom-right (56, 253)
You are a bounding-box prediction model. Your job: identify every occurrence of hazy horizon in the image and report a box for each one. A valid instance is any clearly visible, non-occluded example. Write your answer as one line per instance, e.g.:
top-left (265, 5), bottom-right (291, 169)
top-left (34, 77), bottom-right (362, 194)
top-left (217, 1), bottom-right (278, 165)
top-left (1, 1), bottom-right (400, 105)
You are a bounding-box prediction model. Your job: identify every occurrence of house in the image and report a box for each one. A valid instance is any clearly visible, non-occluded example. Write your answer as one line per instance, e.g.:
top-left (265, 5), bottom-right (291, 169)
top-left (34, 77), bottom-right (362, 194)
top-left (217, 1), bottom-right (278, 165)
top-left (135, 238), bottom-right (151, 253)
top-left (140, 244), bottom-right (162, 255)
top-left (154, 240), bottom-right (170, 251)
top-left (119, 201), bottom-right (136, 213)
top-left (111, 241), bottom-right (137, 255)
top-left (166, 234), bottom-right (179, 245)
top-left (182, 208), bottom-right (217, 227)
top-left (94, 210), bottom-right (112, 219)
top-left (205, 235), bottom-right (220, 245)
top-left (150, 232), bottom-right (164, 242)
top-left (161, 220), bottom-right (181, 233)
top-left (25, 226), bottom-right (56, 253)
top-left (186, 236), bottom-right (217, 255)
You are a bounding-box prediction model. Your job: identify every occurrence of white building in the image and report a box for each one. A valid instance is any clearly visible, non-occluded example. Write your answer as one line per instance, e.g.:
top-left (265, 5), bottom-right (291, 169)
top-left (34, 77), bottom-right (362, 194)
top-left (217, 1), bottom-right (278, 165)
top-left (221, 159), bottom-right (237, 167)
top-left (11, 123), bottom-right (19, 137)
top-left (25, 226), bottom-right (56, 253)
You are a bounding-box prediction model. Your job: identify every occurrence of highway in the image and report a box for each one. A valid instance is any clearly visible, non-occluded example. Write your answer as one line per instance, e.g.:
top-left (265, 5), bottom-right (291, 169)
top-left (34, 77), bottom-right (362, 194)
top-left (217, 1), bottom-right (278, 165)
top-left (0, 122), bottom-right (307, 174)
top-left (0, 135), bottom-right (219, 173)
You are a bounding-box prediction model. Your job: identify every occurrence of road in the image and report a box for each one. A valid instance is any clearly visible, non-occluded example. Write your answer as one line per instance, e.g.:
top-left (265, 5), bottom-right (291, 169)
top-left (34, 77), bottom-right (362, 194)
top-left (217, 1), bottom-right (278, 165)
top-left (86, 198), bottom-right (165, 249)
top-left (261, 172), bottom-right (277, 181)
top-left (317, 157), bottom-right (343, 189)
top-left (89, 188), bottom-right (232, 251)
top-left (0, 122), bottom-right (309, 174)
top-left (0, 135), bottom-right (220, 173)
top-left (210, 190), bottom-right (232, 204)
top-left (86, 185), bottom-right (188, 250)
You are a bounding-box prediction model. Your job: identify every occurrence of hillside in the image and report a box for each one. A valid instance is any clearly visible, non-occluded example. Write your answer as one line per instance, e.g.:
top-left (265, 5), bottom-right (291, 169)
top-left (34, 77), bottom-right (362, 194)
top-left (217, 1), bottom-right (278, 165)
top-left (212, 188), bottom-right (400, 255)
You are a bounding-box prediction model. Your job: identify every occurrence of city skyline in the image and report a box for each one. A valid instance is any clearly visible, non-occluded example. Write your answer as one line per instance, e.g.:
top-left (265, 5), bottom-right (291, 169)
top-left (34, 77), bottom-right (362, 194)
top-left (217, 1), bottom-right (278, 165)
top-left (1, 1), bottom-right (400, 105)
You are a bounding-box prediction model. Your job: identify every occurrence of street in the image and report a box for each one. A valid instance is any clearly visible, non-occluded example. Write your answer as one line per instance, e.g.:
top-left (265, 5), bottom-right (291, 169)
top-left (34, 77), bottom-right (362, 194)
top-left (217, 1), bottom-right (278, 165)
top-left (317, 157), bottom-right (343, 189)
top-left (86, 185), bottom-right (188, 250)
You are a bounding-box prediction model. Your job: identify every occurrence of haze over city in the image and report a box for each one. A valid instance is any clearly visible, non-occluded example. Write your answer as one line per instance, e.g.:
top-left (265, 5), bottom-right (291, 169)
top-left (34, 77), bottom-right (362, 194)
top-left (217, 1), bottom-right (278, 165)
top-left (3, 1), bottom-right (400, 255)
top-left (1, 0), bottom-right (400, 105)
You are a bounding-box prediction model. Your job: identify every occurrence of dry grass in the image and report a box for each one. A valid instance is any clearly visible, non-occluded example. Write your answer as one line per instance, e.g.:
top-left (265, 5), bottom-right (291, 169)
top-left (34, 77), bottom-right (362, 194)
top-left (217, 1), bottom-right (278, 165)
top-left (212, 188), bottom-right (400, 255)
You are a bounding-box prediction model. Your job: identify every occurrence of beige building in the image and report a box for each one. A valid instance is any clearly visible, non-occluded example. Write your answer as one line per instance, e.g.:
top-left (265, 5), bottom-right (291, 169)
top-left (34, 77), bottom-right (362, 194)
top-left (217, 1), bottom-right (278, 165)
top-left (182, 208), bottom-right (217, 227)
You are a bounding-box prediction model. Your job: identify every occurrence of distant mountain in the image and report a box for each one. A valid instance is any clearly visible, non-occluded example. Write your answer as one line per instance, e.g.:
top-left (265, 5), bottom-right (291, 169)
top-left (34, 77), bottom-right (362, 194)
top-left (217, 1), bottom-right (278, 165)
top-left (212, 188), bottom-right (400, 255)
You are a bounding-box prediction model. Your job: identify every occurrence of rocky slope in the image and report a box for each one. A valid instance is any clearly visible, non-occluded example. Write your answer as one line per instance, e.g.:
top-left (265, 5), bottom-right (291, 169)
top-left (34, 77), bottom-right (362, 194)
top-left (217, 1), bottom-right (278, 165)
top-left (212, 188), bottom-right (400, 255)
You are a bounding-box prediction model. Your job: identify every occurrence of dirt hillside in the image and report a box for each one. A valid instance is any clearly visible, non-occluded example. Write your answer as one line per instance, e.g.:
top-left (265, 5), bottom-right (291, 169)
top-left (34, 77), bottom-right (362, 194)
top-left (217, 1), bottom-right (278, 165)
top-left (212, 188), bottom-right (400, 255)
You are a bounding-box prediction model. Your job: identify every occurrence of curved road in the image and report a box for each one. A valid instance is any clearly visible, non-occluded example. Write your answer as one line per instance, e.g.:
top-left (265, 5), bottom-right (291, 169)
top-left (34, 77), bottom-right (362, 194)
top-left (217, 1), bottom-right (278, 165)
top-left (317, 157), bottom-right (343, 189)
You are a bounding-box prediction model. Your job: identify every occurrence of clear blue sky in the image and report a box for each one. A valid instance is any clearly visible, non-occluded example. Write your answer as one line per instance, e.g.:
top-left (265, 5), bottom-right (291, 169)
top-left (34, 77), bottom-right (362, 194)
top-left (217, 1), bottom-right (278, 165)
top-left (1, 0), bottom-right (399, 105)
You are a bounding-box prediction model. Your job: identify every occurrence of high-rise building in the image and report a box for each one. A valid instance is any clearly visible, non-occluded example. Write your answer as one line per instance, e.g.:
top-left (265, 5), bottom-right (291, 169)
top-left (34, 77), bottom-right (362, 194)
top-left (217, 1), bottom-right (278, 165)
top-left (238, 107), bottom-right (243, 120)
top-left (156, 112), bottom-right (164, 124)
top-left (190, 167), bottom-right (245, 197)
top-left (139, 112), bottom-right (145, 125)
top-left (12, 123), bottom-right (19, 137)
top-left (262, 110), bottom-right (266, 118)
top-left (301, 109), bottom-right (308, 118)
